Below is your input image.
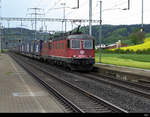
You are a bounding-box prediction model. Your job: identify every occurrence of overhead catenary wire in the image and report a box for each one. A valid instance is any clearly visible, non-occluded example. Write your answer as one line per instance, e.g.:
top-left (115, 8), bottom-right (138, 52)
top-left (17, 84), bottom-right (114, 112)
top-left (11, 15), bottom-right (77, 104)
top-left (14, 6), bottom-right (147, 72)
top-left (27, 8), bottom-right (45, 40)
top-left (65, 0), bottom-right (87, 18)
top-left (3, 0), bottom-right (101, 33)
top-left (45, 0), bottom-right (62, 14)
top-left (92, 0), bottom-right (128, 18)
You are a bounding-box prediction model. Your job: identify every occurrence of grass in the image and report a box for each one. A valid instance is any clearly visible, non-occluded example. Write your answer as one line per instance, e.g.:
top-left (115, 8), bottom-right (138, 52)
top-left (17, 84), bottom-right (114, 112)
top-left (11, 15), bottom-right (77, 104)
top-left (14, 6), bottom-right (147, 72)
top-left (5, 72), bottom-right (13, 75)
top-left (1, 49), bottom-right (8, 53)
top-left (95, 53), bottom-right (150, 70)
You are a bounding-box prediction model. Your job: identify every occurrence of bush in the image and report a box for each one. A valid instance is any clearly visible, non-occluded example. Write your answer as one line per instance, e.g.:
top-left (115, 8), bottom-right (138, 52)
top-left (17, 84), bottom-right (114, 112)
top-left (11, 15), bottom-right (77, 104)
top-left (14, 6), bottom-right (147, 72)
top-left (101, 48), bottom-right (150, 54)
top-left (97, 45), bottom-right (150, 54)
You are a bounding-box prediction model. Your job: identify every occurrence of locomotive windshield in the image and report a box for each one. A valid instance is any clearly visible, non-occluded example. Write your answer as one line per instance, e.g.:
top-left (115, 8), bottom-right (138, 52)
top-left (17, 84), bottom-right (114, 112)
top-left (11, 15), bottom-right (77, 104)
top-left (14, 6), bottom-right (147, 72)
top-left (83, 40), bottom-right (93, 49)
top-left (69, 34), bottom-right (94, 49)
top-left (71, 40), bottom-right (81, 49)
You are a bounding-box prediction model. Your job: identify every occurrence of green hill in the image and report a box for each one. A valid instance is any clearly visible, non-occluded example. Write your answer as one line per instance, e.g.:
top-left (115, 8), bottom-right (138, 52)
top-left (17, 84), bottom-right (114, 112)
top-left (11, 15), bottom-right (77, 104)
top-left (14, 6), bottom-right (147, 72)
top-left (80, 24), bottom-right (150, 45)
top-left (2, 28), bottom-right (50, 48)
top-left (3, 24), bottom-right (150, 49)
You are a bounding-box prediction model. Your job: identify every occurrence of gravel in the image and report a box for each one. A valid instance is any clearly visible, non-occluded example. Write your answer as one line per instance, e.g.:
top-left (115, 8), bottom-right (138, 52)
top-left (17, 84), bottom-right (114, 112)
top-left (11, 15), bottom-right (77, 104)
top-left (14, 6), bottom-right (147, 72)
top-left (19, 55), bottom-right (150, 112)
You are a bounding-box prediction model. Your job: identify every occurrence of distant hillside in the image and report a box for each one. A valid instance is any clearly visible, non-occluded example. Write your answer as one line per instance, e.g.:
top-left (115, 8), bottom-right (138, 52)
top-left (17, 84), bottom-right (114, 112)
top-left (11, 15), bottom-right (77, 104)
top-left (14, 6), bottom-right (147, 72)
top-left (3, 24), bottom-right (150, 47)
top-left (1, 28), bottom-right (50, 48)
top-left (2, 28), bottom-right (50, 48)
top-left (3, 28), bottom-right (49, 42)
top-left (79, 24), bottom-right (150, 45)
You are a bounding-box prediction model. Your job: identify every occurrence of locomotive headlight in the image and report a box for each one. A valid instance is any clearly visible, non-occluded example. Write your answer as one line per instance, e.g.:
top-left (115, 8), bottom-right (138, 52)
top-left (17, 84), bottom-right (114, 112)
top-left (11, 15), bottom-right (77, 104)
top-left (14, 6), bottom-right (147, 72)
top-left (80, 50), bottom-right (85, 55)
top-left (73, 55), bottom-right (76, 58)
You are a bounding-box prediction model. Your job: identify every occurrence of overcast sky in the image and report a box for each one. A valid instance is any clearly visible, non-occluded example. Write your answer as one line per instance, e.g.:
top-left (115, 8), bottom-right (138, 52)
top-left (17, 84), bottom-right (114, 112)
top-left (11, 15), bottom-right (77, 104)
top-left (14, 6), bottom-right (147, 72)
top-left (1, 0), bottom-right (150, 32)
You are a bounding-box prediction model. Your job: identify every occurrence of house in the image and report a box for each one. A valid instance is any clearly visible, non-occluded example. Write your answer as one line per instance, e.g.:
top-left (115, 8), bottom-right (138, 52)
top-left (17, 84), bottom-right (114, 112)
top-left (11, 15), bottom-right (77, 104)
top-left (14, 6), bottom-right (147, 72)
top-left (102, 40), bottom-right (128, 50)
top-left (95, 44), bottom-right (106, 49)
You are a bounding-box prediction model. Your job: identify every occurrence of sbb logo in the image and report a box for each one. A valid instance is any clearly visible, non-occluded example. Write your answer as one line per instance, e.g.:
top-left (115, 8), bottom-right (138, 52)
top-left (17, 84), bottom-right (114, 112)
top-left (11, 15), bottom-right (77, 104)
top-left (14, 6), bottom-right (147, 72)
top-left (80, 50), bottom-right (85, 55)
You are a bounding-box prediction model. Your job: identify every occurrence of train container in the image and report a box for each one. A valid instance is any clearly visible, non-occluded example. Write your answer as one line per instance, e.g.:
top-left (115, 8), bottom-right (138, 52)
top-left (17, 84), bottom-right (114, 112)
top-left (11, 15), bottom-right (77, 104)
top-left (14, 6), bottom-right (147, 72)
top-left (33, 40), bottom-right (43, 56)
top-left (21, 43), bottom-right (25, 53)
top-left (31, 40), bottom-right (43, 59)
top-left (26, 43), bottom-right (30, 53)
top-left (24, 43), bottom-right (27, 54)
top-left (30, 41), bottom-right (34, 55)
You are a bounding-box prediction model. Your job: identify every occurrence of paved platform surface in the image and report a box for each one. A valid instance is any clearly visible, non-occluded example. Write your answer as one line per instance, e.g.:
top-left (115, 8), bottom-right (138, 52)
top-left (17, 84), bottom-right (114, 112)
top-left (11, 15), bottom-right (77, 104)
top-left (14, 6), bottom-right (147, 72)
top-left (95, 63), bottom-right (150, 78)
top-left (0, 53), bottom-right (66, 113)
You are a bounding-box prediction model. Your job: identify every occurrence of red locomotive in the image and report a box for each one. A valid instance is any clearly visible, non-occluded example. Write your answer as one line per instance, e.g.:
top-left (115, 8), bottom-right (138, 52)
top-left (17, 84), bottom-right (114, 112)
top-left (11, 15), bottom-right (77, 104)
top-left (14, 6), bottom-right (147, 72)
top-left (41, 33), bottom-right (95, 71)
top-left (15, 30), bottom-right (95, 71)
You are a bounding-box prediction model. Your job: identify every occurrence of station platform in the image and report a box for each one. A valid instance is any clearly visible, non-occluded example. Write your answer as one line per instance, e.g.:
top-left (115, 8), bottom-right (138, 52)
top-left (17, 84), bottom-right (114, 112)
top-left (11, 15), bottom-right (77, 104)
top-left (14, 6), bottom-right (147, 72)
top-left (0, 53), bottom-right (66, 113)
top-left (95, 63), bottom-right (150, 77)
top-left (94, 63), bottom-right (150, 82)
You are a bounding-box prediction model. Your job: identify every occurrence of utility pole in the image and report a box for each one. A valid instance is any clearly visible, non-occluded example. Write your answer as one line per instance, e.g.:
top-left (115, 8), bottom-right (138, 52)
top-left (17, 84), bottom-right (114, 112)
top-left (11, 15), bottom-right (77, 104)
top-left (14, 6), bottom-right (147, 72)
top-left (27, 8), bottom-right (44, 40)
top-left (7, 20), bottom-right (10, 48)
top-left (89, 0), bottom-right (92, 36)
top-left (97, 0), bottom-right (129, 63)
top-left (77, 0), bottom-right (79, 8)
top-left (0, 0), bottom-right (2, 52)
top-left (60, 0), bottom-right (80, 33)
top-left (60, 3), bottom-right (66, 33)
top-left (20, 19), bottom-right (23, 43)
top-left (0, 31), bottom-right (2, 52)
top-left (128, 0), bottom-right (130, 10)
top-left (0, 25), bottom-right (2, 52)
top-left (141, 0), bottom-right (144, 32)
top-left (60, 1), bottom-right (80, 33)
top-left (99, 1), bottom-right (102, 63)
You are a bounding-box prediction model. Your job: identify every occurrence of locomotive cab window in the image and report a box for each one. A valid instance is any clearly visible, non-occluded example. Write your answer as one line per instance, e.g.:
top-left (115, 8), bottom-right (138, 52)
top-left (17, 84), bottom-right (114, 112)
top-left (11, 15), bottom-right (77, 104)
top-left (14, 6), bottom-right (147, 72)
top-left (62, 43), bottom-right (64, 49)
top-left (48, 43), bottom-right (51, 49)
top-left (83, 40), bottom-right (93, 49)
top-left (71, 40), bottom-right (81, 49)
top-left (67, 40), bottom-right (70, 48)
top-left (59, 41), bottom-right (61, 49)
top-left (56, 42), bottom-right (57, 49)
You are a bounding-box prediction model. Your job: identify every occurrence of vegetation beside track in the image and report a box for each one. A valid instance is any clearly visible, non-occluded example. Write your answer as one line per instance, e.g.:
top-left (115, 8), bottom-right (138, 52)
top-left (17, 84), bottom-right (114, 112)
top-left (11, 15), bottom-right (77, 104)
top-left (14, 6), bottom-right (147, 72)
top-left (95, 53), bottom-right (150, 70)
top-left (95, 37), bottom-right (150, 70)
top-left (106, 38), bottom-right (150, 54)
top-left (0, 49), bottom-right (8, 53)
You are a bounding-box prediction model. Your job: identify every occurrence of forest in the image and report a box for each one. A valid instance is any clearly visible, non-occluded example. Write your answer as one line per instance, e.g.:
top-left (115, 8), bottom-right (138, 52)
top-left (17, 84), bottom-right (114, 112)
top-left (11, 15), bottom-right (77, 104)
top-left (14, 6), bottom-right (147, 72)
top-left (3, 24), bottom-right (150, 46)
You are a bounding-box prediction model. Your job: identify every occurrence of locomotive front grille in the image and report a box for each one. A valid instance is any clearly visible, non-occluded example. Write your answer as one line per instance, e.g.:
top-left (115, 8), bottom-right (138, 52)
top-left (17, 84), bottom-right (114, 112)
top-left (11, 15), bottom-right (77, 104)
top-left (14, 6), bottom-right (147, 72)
top-left (71, 58), bottom-right (95, 65)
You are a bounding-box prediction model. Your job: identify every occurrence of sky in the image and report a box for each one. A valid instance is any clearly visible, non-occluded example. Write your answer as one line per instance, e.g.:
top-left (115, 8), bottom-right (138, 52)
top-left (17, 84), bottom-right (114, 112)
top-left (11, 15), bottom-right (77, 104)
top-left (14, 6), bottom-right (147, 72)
top-left (1, 0), bottom-right (150, 32)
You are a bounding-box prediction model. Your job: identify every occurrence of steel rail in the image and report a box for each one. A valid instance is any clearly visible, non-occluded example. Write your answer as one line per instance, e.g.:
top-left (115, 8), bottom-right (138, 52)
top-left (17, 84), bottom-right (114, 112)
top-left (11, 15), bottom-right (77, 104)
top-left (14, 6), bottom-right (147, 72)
top-left (10, 53), bottom-right (85, 113)
top-left (11, 53), bottom-right (128, 113)
top-left (76, 72), bottom-right (150, 99)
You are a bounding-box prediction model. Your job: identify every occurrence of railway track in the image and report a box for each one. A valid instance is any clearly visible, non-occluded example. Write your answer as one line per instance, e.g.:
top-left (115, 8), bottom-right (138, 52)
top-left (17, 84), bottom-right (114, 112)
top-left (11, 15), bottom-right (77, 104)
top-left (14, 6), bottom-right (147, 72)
top-left (32, 56), bottom-right (150, 99)
top-left (10, 53), bottom-right (128, 113)
top-left (76, 72), bottom-right (150, 99)
top-left (18, 53), bottom-right (150, 100)
top-left (10, 53), bottom-right (82, 113)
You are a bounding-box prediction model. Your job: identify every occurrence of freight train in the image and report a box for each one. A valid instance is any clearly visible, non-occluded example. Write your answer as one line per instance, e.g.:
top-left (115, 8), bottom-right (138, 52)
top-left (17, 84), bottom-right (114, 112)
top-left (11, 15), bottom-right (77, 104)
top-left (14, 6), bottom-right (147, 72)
top-left (13, 31), bottom-right (95, 71)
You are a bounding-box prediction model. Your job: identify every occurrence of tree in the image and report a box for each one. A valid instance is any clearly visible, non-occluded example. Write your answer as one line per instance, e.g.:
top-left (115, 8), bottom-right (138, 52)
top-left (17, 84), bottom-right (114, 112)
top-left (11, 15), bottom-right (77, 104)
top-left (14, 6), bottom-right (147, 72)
top-left (130, 28), bottom-right (145, 45)
top-left (130, 33), bottom-right (139, 45)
